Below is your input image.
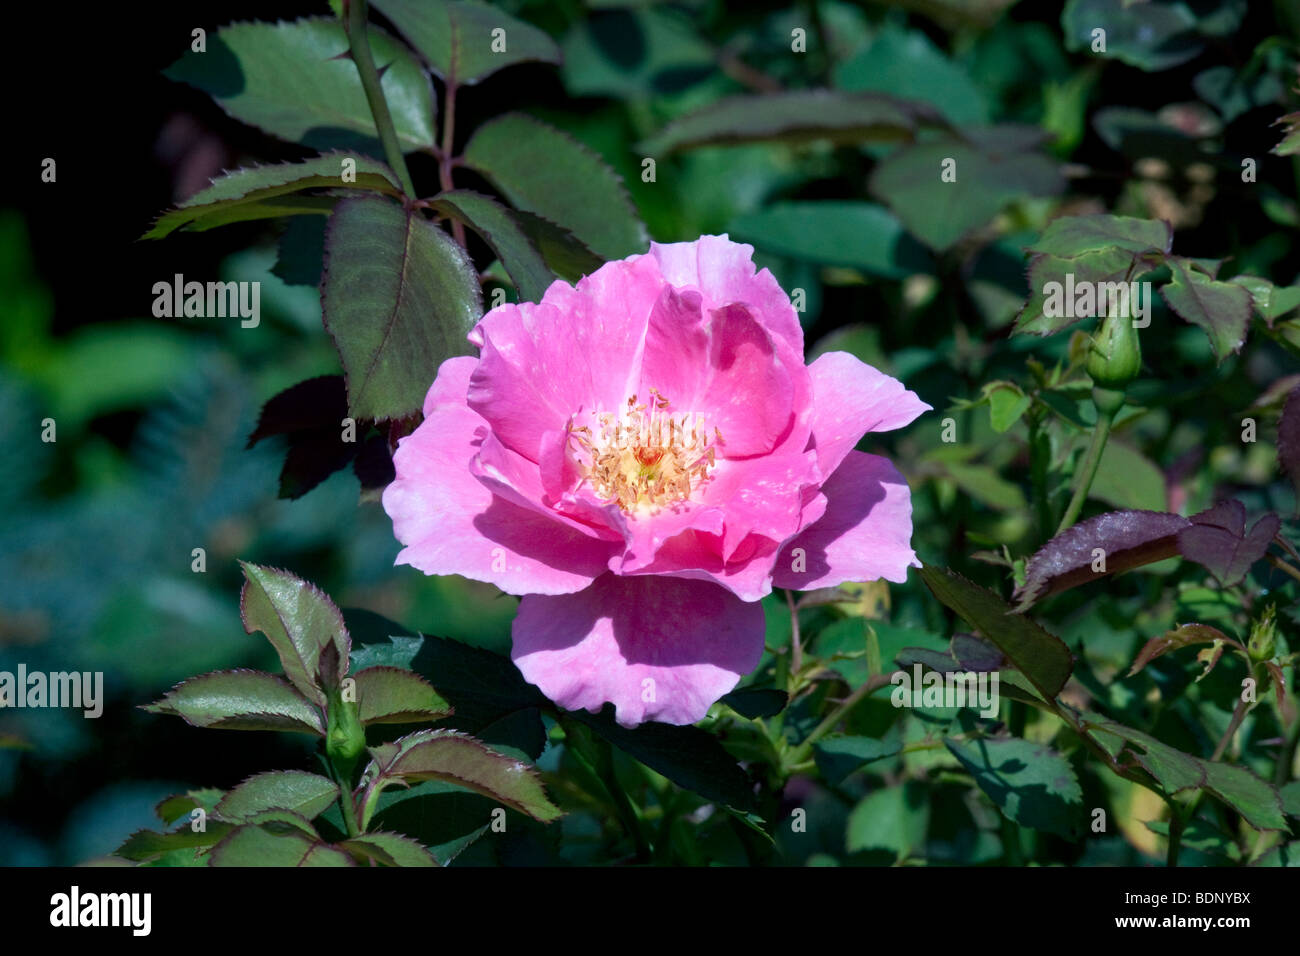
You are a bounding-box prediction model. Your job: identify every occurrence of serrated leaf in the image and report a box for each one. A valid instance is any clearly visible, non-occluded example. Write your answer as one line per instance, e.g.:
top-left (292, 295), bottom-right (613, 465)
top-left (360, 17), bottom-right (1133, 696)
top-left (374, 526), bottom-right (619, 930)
top-left (1129, 623), bottom-right (1241, 677)
top-left (511, 210), bottom-right (604, 283)
top-left (946, 736), bottom-right (1083, 839)
top-left (1161, 257), bottom-right (1252, 358)
top-left (1231, 276), bottom-right (1300, 326)
top-left (918, 565), bottom-right (1073, 699)
top-left (372, 0), bottom-right (561, 85)
top-left (339, 831), bottom-right (439, 867)
top-left (1176, 500), bottom-right (1280, 586)
top-left (429, 190), bottom-right (556, 301)
top-left (463, 113), bottom-right (646, 259)
top-left (144, 669), bottom-right (324, 735)
top-left (1025, 214), bottom-right (1172, 258)
top-left (1015, 247), bottom-right (1158, 336)
top-left (728, 201), bottom-right (934, 279)
top-left (643, 90), bottom-right (923, 154)
top-left (156, 789), bottom-right (225, 826)
top-left (870, 131), bottom-right (1064, 252)
top-left (143, 154), bottom-right (401, 240)
top-left (209, 821), bottom-right (354, 867)
top-left (165, 18), bottom-right (435, 153)
top-left (114, 824), bottom-right (232, 863)
top-left (214, 771), bottom-right (340, 822)
top-left (1015, 509), bottom-right (1190, 607)
top-left (354, 666), bottom-right (452, 724)
top-left (239, 562), bottom-right (349, 706)
top-left (1087, 718), bottom-right (1288, 830)
top-left (322, 195), bottom-right (482, 421)
top-left (365, 729), bottom-right (560, 822)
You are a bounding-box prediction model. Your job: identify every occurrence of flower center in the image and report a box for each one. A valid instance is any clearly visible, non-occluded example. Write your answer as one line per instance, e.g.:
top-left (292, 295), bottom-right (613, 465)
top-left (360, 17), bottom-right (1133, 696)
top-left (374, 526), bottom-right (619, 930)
top-left (567, 388), bottom-right (723, 513)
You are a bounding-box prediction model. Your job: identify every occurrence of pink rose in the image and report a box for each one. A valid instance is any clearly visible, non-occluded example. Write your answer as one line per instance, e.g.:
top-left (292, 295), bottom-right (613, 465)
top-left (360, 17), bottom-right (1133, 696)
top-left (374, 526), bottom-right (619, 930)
top-left (383, 235), bottom-right (929, 726)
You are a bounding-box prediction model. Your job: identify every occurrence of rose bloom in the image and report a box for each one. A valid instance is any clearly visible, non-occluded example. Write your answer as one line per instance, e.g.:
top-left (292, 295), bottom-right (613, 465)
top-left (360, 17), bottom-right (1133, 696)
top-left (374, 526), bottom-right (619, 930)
top-left (383, 236), bottom-right (928, 727)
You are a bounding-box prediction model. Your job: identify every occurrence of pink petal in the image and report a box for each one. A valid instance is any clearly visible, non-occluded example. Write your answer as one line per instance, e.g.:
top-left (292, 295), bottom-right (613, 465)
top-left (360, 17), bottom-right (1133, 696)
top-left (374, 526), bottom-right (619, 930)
top-left (772, 451), bottom-right (919, 590)
top-left (648, 235), bottom-right (803, 356)
top-left (512, 573), bottom-right (766, 726)
top-left (422, 355), bottom-right (478, 416)
top-left (466, 257), bottom-right (663, 462)
top-left (805, 351), bottom-right (930, 475)
top-left (384, 403), bottom-right (615, 595)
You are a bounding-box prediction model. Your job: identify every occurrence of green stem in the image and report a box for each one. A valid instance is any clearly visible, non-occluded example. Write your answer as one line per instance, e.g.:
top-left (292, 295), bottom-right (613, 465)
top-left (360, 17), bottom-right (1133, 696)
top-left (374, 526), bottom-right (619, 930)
top-left (1056, 400), bottom-right (1116, 535)
top-left (784, 671), bottom-right (894, 770)
top-left (331, 762), bottom-right (361, 838)
top-left (1166, 801), bottom-right (1185, 867)
top-left (344, 0), bottom-right (417, 198)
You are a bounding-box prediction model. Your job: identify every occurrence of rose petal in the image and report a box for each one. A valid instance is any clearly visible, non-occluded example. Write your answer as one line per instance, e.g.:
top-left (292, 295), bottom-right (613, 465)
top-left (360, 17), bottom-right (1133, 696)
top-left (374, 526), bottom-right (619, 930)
top-left (805, 351), bottom-right (930, 475)
top-left (773, 451), bottom-right (919, 590)
top-left (384, 403), bottom-right (615, 595)
top-left (512, 573), bottom-right (766, 726)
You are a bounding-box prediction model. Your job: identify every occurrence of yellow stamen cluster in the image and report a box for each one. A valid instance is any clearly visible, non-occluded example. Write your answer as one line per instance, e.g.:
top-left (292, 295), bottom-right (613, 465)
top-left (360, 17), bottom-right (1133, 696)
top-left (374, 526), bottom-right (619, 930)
top-left (568, 388), bottom-right (723, 513)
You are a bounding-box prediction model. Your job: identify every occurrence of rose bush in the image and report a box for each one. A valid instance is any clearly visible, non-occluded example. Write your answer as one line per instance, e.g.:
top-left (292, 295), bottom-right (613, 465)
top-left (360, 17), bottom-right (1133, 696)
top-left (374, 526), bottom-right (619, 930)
top-left (384, 235), bottom-right (929, 725)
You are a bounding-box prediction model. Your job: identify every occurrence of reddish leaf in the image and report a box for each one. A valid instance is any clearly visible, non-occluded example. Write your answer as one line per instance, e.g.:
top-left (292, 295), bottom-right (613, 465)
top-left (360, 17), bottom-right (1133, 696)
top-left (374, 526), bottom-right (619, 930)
top-left (1015, 510), bottom-right (1189, 608)
top-left (1177, 500), bottom-right (1280, 586)
top-left (1128, 624), bottom-right (1243, 677)
top-left (1280, 385), bottom-right (1300, 507)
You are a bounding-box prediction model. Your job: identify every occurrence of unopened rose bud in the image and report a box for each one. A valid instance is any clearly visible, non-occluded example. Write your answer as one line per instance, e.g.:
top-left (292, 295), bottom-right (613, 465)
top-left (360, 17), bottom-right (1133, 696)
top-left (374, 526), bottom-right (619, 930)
top-left (1086, 312), bottom-right (1142, 390)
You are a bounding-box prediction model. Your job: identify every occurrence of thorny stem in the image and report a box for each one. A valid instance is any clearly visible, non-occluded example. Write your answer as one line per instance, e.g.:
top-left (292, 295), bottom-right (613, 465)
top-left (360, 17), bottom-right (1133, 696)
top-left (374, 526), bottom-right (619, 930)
top-left (344, 0), bottom-right (417, 200)
top-left (439, 76), bottom-right (468, 248)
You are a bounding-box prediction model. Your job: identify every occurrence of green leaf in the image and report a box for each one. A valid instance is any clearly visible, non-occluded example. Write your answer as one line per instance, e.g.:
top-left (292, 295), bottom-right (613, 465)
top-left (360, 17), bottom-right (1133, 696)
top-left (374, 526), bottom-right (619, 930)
top-left (814, 730), bottom-right (903, 786)
top-left (719, 688), bottom-right (788, 720)
top-left (569, 708), bottom-right (758, 810)
top-left (339, 831), bottom-right (439, 867)
top-left (115, 824), bottom-right (232, 863)
top-left (239, 562), bottom-right (350, 707)
top-left (1088, 719), bottom-right (1287, 830)
top-left (1281, 781), bottom-right (1300, 818)
top-left (210, 819), bottom-right (355, 867)
top-left (144, 669), bottom-right (325, 735)
top-left (428, 190), bottom-right (557, 302)
top-left (511, 210), bottom-right (604, 283)
top-left (941, 461), bottom-right (1028, 512)
top-left (354, 665), bottom-right (453, 724)
top-left (143, 154), bottom-right (402, 240)
top-left (322, 195), bottom-right (482, 421)
top-left (372, 0), bottom-right (561, 85)
top-left (1230, 276), bottom-right (1300, 325)
top-left (985, 383), bottom-right (1032, 433)
top-left (833, 22), bottom-right (990, 125)
top-left (728, 201), bottom-right (934, 279)
top-left (1062, 0), bottom-right (1208, 72)
top-left (917, 565), bottom-right (1073, 699)
top-left (1025, 213), bottom-right (1172, 258)
top-left (643, 90), bottom-right (923, 154)
top-left (165, 18), bottom-right (435, 153)
top-left (1160, 258), bottom-right (1252, 358)
top-left (869, 132), bottom-right (1063, 251)
top-left (156, 789), bottom-right (225, 826)
top-left (365, 729), bottom-right (561, 823)
top-left (561, 6), bottom-right (714, 98)
top-left (946, 736), bottom-right (1084, 839)
top-left (214, 771), bottom-right (340, 822)
top-left (1089, 441), bottom-right (1167, 512)
top-left (1014, 247), bottom-right (1157, 336)
top-left (846, 780), bottom-right (928, 857)
top-left (463, 113), bottom-right (646, 259)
